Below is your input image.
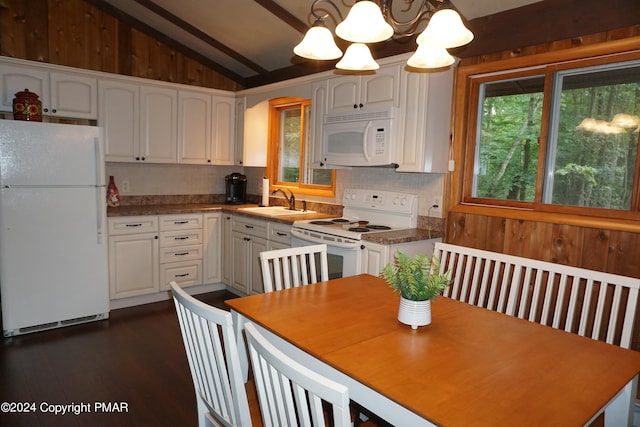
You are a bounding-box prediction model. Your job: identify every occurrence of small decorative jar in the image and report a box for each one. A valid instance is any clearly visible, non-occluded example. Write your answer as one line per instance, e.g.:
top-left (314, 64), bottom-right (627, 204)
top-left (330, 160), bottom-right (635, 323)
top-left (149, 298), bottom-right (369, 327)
top-left (13, 89), bottom-right (42, 122)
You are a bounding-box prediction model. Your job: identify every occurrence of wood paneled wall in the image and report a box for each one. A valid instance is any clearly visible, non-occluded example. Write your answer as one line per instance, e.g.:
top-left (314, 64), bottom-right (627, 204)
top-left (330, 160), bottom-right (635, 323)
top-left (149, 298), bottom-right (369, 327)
top-left (0, 0), bottom-right (242, 91)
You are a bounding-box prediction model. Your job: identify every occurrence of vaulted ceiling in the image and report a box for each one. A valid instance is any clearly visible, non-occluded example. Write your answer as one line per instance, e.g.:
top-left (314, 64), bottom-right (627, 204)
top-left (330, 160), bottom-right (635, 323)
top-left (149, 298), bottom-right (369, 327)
top-left (85, 0), bottom-right (637, 89)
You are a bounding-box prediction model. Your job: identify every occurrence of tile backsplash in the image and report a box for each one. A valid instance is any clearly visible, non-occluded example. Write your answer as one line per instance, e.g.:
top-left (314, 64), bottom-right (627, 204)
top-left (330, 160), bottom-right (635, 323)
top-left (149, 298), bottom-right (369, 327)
top-left (105, 163), bottom-right (445, 218)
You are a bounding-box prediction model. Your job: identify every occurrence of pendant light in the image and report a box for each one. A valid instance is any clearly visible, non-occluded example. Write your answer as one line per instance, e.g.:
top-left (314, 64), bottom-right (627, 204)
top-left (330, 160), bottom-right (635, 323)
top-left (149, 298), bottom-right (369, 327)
top-left (336, 43), bottom-right (380, 70)
top-left (407, 44), bottom-right (455, 68)
top-left (294, 19), bottom-right (342, 60)
top-left (335, 1), bottom-right (393, 44)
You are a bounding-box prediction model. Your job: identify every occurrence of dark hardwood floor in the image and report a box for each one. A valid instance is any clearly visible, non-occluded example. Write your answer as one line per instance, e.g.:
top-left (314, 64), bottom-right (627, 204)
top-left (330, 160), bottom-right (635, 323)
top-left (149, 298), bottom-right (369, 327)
top-left (0, 290), bottom-right (240, 427)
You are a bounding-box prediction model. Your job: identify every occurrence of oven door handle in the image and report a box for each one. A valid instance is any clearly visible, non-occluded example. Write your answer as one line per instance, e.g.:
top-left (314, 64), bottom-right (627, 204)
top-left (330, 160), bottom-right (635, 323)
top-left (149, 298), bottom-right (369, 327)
top-left (291, 228), bottom-right (359, 249)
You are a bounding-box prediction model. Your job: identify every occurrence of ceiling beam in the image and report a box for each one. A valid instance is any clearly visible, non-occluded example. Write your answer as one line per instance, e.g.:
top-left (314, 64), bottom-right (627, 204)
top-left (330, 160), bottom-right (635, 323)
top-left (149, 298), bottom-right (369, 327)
top-left (132, 0), bottom-right (268, 74)
top-left (254, 0), bottom-right (309, 34)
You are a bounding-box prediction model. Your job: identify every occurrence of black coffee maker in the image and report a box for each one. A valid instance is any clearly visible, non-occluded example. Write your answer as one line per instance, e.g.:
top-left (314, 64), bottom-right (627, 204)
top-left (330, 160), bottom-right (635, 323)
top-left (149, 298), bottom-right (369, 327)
top-left (225, 173), bottom-right (247, 204)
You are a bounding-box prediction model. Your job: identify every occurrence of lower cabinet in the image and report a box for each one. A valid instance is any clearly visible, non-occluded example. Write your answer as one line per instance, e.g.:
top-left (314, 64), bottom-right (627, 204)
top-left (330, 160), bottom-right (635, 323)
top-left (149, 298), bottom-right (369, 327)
top-left (227, 216), bottom-right (293, 295)
top-left (231, 215), bottom-right (268, 295)
top-left (108, 216), bottom-right (160, 299)
top-left (158, 214), bottom-right (203, 290)
top-left (108, 212), bottom-right (223, 302)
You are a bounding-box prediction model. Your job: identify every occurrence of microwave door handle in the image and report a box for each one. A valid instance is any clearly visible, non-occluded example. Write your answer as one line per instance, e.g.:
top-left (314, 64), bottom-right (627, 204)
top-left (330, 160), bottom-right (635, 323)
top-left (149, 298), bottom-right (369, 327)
top-left (363, 121), bottom-right (372, 162)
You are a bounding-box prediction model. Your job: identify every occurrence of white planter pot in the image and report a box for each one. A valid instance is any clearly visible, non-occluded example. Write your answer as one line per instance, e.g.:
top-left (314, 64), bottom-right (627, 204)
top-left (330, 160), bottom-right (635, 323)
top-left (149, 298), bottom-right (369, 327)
top-left (398, 297), bottom-right (432, 329)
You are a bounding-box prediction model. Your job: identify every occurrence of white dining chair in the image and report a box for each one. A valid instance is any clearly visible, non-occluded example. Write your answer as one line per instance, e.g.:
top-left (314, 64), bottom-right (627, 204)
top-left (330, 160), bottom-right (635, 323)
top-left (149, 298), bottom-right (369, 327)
top-left (170, 281), bottom-right (262, 427)
top-left (259, 244), bottom-right (329, 293)
top-left (243, 322), bottom-right (352, 427)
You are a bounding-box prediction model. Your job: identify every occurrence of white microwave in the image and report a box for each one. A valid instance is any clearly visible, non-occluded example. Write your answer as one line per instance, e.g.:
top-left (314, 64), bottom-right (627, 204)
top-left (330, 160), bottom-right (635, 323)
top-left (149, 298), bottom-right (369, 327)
top-left (322, 108), bottom-right (397, 167)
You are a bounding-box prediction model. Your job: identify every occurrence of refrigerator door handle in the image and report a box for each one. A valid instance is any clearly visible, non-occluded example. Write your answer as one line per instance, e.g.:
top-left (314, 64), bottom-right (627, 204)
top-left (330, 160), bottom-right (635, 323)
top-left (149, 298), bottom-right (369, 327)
top-left (94, 136), bottom-right (104, 244)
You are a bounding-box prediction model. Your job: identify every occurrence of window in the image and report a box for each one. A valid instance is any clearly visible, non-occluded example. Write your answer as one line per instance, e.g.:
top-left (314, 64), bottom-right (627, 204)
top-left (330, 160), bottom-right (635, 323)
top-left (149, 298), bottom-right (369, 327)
top-left (462, 52), bottom-right (640, 220)
top-left (266, 97), bottom-right (335, 197)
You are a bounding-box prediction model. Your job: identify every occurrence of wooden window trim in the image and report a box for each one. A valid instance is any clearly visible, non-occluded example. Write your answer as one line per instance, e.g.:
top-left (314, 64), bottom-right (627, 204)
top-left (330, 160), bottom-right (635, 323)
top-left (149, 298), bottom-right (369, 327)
top-left (451, 36), bottom-right (640, 233)
top-left (266, 97), bottom-right (336, 198)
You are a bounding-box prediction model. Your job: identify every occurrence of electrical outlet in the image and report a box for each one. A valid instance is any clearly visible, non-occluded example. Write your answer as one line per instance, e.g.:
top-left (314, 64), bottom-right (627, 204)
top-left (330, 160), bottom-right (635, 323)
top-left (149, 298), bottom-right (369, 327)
top-left (429, 197), bottom-right (442, 217)
top-left (121, 180), bottom-right (130, 193)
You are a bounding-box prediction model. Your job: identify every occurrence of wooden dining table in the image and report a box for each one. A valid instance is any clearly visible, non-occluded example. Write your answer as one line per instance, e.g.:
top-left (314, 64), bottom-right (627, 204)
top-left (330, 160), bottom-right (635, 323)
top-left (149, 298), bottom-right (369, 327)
top-left (226, 274), bottom-right (640, 426)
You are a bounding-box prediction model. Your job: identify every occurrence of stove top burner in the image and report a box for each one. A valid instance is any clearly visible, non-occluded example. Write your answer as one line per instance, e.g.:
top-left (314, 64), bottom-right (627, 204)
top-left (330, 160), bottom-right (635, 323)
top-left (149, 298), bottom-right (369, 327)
top-left (331, 218), bottom-right (350, 223)
top-left (309, 220), bottom-right (335, 225)
top-left (367, 225), bottom-right (391, 230)
top-left (348, 227), bottom-right (370, 232)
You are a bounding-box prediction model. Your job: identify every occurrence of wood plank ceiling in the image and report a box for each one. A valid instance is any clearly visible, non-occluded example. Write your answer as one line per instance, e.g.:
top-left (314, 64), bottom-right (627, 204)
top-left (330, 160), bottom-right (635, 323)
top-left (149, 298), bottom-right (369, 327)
top-left (85, 0), bottom-right (639, 88)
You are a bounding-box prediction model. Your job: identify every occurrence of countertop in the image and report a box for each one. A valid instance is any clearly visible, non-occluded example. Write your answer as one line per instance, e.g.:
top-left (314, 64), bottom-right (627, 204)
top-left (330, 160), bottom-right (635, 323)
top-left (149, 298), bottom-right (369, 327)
top-left (106, 203), bottom-right (442, 243)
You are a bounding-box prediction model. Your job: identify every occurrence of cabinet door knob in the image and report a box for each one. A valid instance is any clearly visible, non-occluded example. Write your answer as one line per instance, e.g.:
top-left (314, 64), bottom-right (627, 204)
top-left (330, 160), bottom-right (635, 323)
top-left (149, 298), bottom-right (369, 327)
top-left (360, 245), bottom-right (365, 250)
top-left (359, 103), bottom-right (363, 108)
top-left (353, 104), bottom-right (358, 109)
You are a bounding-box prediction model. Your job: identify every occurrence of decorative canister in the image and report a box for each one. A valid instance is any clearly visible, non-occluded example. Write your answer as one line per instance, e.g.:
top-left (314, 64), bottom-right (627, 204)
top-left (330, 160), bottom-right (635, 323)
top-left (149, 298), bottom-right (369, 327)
top-left (13, 89), bottom-right (42, 122)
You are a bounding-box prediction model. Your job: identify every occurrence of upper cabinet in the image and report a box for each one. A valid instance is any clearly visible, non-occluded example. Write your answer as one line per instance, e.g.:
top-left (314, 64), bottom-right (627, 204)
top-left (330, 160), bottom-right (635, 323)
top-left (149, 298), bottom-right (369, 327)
top-left (177, 90), bottom-right (235, 165)
top-left (0, 63), bottom-right (97, 119)
top-left (178, 90), bottom-right (211, 164)
top-left (327, 64), bottom-right (401, 114)
top-left (243, 99), bottom-right (269, 167)
top-left (100, 80), bottom-right (178, 163)
top-left (310, 80), bottom-right (328, 168)
top-left (140, 85), bottom-right (178, 163)
top-left (396, 68), bottom-right (453, 173)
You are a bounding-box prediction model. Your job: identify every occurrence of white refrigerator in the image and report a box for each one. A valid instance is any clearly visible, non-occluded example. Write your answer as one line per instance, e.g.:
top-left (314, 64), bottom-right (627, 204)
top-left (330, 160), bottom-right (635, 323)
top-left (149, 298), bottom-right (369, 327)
top-left (0, 120), bottom-right (109, 337)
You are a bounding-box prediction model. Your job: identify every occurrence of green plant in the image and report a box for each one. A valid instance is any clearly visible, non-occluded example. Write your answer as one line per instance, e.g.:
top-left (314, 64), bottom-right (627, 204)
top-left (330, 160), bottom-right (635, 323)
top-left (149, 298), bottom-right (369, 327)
top-left (381, 252), bottom-right (451, 301)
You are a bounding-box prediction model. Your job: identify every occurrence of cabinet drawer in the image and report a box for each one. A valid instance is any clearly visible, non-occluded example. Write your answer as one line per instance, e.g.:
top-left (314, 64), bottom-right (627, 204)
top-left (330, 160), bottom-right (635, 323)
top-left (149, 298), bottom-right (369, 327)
top-left (159, 214), bottom-right (203, 231)
top-left (269, 222), bottom-right (292, 245)
top-left (159, 229), bottom-right (203, 247)
top-left (232, 216), bottom-right (268, 239)
top-left (159, 244), bottom-right (203, 263)
top-left (160, 259), bottom-right (202, 289)
top-left (108, 216), bottom-right (158, 235)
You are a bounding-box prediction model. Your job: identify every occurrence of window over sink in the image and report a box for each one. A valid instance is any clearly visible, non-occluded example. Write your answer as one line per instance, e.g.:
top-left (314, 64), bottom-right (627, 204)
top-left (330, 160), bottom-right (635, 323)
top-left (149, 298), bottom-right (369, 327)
top-left (266, 97), bottom-right (335, 198)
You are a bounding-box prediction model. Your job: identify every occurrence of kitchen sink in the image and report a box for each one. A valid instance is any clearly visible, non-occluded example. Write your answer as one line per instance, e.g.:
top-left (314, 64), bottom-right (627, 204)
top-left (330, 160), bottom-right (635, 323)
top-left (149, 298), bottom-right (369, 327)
top-left (238, 206), bottom-right (316, 217)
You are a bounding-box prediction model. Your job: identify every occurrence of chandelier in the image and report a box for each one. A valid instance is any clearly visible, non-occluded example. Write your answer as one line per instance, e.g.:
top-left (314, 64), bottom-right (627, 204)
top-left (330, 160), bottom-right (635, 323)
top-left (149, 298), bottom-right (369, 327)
top-left (293, 0), bottom-right (474, 70)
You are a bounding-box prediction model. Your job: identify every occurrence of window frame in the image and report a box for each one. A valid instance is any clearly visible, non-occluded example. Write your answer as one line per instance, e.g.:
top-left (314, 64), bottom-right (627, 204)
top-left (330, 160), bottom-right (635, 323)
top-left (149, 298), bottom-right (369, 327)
top-left (452, 39), bottom-right (640, 229)
top-left (266, 96), bottom-right (336, 198)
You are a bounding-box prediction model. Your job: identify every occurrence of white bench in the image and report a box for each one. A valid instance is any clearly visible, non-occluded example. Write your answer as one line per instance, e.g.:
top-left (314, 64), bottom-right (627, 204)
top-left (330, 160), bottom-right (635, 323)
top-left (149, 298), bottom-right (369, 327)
top-left (433, 242), bottom-right (640, 349)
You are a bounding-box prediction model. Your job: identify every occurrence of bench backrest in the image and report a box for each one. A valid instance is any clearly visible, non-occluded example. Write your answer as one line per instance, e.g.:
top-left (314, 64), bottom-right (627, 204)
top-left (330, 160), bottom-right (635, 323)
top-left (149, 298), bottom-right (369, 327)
top-left (434, 242), bottom-right (640, 349)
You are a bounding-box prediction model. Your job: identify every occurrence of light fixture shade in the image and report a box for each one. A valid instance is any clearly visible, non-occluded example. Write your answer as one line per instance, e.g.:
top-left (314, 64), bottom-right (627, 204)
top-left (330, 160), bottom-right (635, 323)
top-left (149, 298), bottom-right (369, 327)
top-left (294, 22), bottom-right (343, 60)
top-left (407, 44), bottom-right (455, 68)
top-left (416, 8), bottom-right (474, 48)
top-left (336, 43), bottom-right (379, 70)
top-left (335, 1), bottom-right (393, 43)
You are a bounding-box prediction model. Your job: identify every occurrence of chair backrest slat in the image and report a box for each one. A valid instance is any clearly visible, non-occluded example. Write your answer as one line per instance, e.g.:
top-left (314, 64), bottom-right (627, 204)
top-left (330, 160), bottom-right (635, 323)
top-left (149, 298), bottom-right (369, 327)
top-left (260, 244), bottom-right (329, 293)
top-left (434, 242), bottom-right (640, 349)
top-left (244, 322), bottom-right (351, 427)
top-left (170, 282), bottom-right (252, 427)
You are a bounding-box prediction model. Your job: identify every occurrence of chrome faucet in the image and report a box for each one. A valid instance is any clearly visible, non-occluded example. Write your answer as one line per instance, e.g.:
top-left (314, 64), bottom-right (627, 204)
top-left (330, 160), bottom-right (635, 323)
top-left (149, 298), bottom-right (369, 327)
top-left (272, 188), bottom-right (296, 210)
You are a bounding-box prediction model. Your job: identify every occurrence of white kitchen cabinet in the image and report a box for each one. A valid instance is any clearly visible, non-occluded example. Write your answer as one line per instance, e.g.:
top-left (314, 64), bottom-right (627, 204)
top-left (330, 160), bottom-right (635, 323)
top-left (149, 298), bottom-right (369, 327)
top-left (268, 222), bottom-right (292, 250)
top-left (235, 96), bottom-right (245, 166)
top-left (178, 90), bottom-right (211, 164)
top-left (310, 80), bottom-right (327, 168)
top-left (158, 214), bottom-right (203, 290)
top-left (361, 239), bottom-right (441, 277)
top-left (0, 63), bottom-right (97, 119)
top-left (101, 80), bottom-right (178, 163)
top-left (99, 80), bottom-right (139, 162)
top-left (222, 213), bottom-right (233, 285)
top-left (203, 212), bottom-right (223, 284)
top-left (211, 95), bottom-right (235, 165)
top-left (243, 99), bottom-right (269, 167)
top-left (230, 215), bottom-right (269, 295)
top-left (395, 68), bottom-right (453, 173)
top-left (178, 90), bottom-right (235, 165)
top-left (140, 85), bottom-right (178, 163)
top-left (361, 241), bottom-right (390, 277)
top-left (327, 64), bottom-right (401, 114)
top-left (108, 216), bottom-right (160, 299)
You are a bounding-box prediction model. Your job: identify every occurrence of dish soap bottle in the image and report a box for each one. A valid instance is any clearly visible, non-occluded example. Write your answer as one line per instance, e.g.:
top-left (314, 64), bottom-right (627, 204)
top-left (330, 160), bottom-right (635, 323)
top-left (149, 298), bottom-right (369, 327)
top-left (107, 176), bottom-right (121, 207)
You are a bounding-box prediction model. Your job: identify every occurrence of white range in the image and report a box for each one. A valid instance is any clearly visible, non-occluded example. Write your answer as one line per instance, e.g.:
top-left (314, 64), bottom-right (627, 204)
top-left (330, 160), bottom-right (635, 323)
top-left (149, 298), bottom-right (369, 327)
top-left (291, 189), bottom-right (440, 278)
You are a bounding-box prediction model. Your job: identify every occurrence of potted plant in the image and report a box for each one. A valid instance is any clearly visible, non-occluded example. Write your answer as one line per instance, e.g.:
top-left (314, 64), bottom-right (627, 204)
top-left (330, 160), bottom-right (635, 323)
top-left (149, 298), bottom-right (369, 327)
top-left (381, 251), bottom-right (451, 329)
